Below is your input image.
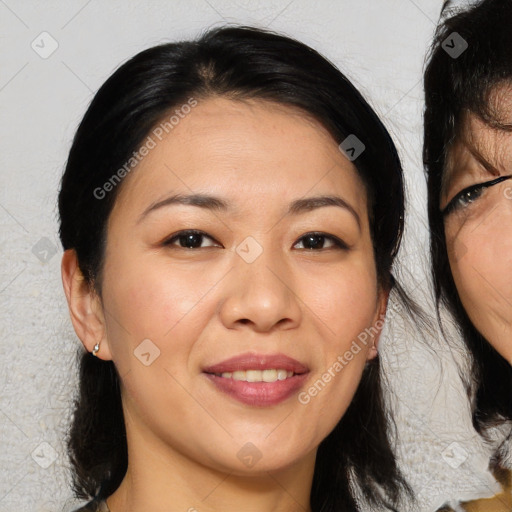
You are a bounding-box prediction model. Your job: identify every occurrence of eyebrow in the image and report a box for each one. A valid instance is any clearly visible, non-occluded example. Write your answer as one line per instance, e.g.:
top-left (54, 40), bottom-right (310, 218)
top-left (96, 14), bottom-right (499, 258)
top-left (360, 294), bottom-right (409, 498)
top-left (288, 195), bottom-right (361, 229)
top-left (137, 193), bottom-right (361, 228)
top-left (442, 141), bottom-right (502, 195)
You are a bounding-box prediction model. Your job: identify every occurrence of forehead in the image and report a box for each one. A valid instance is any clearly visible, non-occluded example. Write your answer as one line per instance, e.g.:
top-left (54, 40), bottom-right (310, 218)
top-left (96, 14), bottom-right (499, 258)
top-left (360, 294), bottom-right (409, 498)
top-left (443, 108), bottom-right (512, 191)
top-left (113, 96), bottom-right (365, 214)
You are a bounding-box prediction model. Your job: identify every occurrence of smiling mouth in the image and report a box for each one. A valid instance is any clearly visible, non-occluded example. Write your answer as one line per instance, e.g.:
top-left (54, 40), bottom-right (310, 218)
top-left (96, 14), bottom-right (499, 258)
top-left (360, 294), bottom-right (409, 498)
top-left (203, 353), bottom-right (309, 406)
top-left (211, 369), bottom-right (295, 382)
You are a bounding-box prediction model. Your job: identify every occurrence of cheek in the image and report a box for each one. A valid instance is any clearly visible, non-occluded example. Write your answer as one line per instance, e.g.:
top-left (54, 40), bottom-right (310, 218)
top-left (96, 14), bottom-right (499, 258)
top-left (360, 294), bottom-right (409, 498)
top-left (294, 255), bottom-right (380, 414)
top-left (100, 252), bottom-right (224, 374)
top-left (448, 214), bottom-right (512, 297)
top-left (99, 257), bottom-right (223, 427)
top-left (296, 286), bottom-right (376, 444)
top-left (302, 258), bottom-right (379, 338)
top-left (446, 214), bottom-right (512, 341)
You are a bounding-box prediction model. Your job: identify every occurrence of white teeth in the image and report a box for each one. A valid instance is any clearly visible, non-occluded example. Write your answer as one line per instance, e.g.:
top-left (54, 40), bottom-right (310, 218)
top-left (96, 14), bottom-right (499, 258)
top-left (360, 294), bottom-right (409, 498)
top-left (220, 369), bottom-right (294, 382)
top-left (263, 369), bottom-right (277, 382)
top-left (246, 370), bottom-right (262, 382)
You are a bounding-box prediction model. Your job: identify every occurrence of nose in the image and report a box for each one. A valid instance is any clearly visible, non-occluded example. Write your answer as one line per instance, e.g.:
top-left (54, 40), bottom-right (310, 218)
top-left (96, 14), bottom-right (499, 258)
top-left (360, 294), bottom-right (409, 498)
top-left (219, 246), bottom-right (302, 333)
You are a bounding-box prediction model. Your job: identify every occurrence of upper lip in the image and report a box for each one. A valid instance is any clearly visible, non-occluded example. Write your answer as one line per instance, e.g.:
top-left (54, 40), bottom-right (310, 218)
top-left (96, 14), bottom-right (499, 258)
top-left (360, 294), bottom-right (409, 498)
top-left (203, 353), bottom-right (309, 374)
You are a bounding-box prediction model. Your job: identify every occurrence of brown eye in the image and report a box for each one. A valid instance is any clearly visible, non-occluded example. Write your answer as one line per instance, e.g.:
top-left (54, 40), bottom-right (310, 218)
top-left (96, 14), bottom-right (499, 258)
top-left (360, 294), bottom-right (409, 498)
top-left (293, 232), bottom-right (348, 250)
top-left (163, 230), bottom-right (220, 249)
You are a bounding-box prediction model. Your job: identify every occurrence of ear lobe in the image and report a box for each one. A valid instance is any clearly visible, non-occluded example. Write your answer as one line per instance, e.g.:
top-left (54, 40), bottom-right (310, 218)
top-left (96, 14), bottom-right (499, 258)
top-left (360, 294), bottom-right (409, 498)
top-left (61, 249), bottom-right (112, 360)
top-left (366, 287), bottom-right (390, 361)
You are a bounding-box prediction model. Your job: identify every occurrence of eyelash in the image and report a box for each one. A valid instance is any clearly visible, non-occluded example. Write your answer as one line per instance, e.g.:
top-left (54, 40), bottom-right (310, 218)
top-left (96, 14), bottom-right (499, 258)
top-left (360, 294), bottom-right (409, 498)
top-left (162, 230), bottom-right (349, 251)
top-left (442, 175), bottom-right (512, 216)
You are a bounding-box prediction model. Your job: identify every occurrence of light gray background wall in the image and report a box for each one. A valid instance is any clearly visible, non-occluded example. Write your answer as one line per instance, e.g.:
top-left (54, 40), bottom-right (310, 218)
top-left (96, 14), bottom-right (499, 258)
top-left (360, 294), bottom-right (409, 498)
top-left (0, 1), bottom-right (503, 511)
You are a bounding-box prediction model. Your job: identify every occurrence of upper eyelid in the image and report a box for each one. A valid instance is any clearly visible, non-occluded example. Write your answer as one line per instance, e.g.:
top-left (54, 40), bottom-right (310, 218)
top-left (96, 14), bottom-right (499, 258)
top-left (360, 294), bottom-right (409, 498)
top-left (165, 229), bottom-right (217, 242)
top-left (442, 175), bottom-right (512, 215)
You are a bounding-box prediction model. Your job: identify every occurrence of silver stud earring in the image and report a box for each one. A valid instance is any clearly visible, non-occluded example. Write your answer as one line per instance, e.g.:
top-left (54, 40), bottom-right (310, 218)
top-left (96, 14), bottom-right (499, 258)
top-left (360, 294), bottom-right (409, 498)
top-left (92, 342), bottom-right (100, 357)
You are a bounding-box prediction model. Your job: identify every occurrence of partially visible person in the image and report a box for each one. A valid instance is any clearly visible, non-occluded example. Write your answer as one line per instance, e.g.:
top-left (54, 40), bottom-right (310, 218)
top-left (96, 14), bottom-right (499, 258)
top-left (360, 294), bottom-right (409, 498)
top-left (424, 1), bottom-right (512, 510)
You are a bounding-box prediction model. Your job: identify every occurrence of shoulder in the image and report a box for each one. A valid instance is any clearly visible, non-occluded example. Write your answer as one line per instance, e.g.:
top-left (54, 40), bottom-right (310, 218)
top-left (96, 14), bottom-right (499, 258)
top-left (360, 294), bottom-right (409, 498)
top-left (460, 466), bottom-right (511, 512)
top-left (436, 467), bottom-right (512, 512)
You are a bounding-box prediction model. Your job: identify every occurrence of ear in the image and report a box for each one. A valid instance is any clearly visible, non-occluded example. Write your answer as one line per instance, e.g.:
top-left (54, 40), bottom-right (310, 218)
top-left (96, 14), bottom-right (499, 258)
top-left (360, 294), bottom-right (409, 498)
top-left (61, 249), bottom-right (112, 360)
top-left (366, 286), bottom-right (390, 361)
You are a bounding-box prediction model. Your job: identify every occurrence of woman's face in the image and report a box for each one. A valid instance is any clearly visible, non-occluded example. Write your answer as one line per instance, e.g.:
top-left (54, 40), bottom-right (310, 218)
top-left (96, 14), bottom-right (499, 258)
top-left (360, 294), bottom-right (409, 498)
top-left (441, 96), bottom-right (512, 364)
top-left (93, 97), bottom-right (385, 475)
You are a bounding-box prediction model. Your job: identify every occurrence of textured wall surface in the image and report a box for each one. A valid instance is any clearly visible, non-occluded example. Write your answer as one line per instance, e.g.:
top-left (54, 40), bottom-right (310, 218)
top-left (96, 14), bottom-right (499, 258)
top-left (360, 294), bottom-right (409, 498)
top-left (0, 1), bottom-right (504, 511)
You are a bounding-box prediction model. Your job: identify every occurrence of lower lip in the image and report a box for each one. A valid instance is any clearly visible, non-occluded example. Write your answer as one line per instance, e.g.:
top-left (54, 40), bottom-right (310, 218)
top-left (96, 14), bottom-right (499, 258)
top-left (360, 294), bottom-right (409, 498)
top-left (204, 373), bottom-right (309, 407)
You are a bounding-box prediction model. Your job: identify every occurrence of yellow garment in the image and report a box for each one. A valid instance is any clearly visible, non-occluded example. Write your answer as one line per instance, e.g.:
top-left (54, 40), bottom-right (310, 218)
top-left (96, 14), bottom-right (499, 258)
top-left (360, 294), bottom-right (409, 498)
top-left (461, 467), bottom-right (512, 512)
top-left (437, 467), bottom-right (512, 511)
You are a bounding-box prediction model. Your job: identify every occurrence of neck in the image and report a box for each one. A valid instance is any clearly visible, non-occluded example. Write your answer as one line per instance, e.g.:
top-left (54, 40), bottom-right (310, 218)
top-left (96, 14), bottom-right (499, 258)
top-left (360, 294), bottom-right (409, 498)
top-left (107, 410), bottom-right (315, 512)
